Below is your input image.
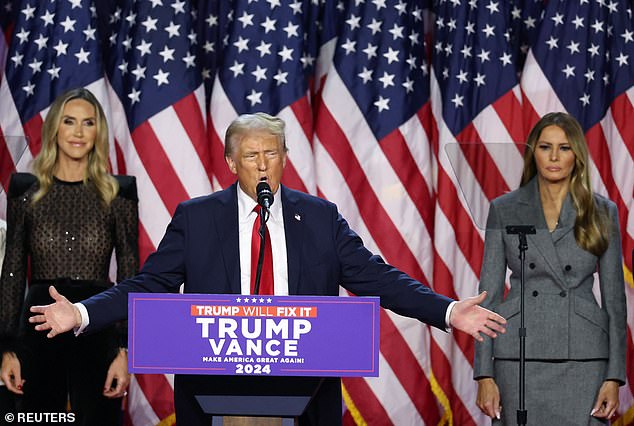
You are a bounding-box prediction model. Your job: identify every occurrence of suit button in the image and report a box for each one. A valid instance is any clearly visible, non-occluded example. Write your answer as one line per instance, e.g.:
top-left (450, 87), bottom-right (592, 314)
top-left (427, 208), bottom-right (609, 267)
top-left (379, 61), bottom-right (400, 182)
top-left (529, 263), bottom-right (536, 269)
top-left (532, 290), bottom-right (539, 297)
top-left (564, 265), bottom-right (572, 271)
top-left (559, 291), bottom-right (567, 297)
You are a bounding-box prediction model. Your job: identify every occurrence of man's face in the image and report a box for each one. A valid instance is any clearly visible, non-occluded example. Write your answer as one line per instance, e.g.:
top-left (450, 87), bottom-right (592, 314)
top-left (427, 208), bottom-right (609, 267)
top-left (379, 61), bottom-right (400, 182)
top-left (225, 130), bottom-right (287, 201)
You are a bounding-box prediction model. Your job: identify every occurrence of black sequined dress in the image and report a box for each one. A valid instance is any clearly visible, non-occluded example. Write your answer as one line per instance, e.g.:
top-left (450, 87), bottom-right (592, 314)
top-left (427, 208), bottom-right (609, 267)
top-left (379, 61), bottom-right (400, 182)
top-left (0, 173), bottom-right (138, 423)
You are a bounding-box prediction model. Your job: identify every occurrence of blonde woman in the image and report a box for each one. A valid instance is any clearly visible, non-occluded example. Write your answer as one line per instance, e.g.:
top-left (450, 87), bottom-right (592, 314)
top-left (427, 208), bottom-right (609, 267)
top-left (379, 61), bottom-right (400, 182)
top-left (474, 112), bottom-right (626, 424)
top-left (0, 88), bottom-right (138, 424)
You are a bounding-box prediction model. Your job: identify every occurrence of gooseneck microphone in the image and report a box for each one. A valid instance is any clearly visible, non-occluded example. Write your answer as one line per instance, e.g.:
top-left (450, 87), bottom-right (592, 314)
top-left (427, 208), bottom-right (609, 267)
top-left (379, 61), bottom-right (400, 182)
top-left (256, 181), bottom-right (274, 209)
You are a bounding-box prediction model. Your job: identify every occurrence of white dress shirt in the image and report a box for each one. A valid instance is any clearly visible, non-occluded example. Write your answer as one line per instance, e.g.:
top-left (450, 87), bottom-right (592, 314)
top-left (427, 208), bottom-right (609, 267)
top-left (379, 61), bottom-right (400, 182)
top-left (237, 184), bottom-right (288, 295)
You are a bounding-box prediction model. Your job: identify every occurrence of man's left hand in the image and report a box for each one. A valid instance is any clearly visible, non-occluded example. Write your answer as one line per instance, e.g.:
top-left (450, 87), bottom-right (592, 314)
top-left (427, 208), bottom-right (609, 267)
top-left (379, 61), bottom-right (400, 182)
top-left (449, 291), bottom-right (506, 341)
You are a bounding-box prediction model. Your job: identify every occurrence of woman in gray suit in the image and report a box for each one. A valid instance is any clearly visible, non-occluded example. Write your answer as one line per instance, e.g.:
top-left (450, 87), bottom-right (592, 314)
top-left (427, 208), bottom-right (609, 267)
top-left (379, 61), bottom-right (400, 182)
top-left (474, 112), bottom-right (626, 425)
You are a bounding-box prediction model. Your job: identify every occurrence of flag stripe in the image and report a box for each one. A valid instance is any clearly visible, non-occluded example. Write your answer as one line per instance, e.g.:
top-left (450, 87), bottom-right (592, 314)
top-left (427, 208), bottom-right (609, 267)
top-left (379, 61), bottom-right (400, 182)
top-left (456, 121), bottom-right (511, 201)
top-left (585, 124), bottom-right (634, 256)
top-left (0, 128), bottom-right (16, 190)
top-left (207, 118), bottom-right (235, 189)
top-left (286, 97), bottom-right (317, 194)
top-left (473, 100), bottom-right (525, 188)
top-left (172, 88), bottom-right (214, 184)
top-left (379, 309), bottom-right (440, 425)
top-left (379, 128), bottom-right (435, 234)
top-left (435, 166), bottom-right (484, 276)
top-left (318, 70), bottom-right (434, 272)
top-left (113, 138), bottom-right (127, 175)
top-left (130, 122), bottom-right (190, 216)
top-left (279, 158), bottom-right (309, 195)
top-left (133, 374), bottom-right (174, 421)
top-left (23, 114), bottom-right (43, 156)
top-left (430, 337), bottom-right (477, 426)
top-left (315, 102), bottom-right (427, 282)
top-left (491, 90), bottom-right (527, 148)
top-left (342, 377), bottom-right (392, 425)
top-left (609, 93), bottom-right (634, 163)
top-left (124, 376), bottom-right (160, 426)
top-left (147, 107), bottom-right (210, 200)
top-left (434, 253), bottom-right (474, 361)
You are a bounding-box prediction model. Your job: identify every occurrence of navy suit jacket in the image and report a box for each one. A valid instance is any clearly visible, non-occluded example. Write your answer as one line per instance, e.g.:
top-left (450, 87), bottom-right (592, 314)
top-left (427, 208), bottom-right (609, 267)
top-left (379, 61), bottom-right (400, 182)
top-left (82, 183), bottom-right (453, 424)
top-left (85, 183), bottom-right (452, 329)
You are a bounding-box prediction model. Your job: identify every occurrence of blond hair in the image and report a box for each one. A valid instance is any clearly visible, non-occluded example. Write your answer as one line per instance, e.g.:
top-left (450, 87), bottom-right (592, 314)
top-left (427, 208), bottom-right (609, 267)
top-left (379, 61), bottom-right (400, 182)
top-left (32, 88), bottom-right (118, 206)
top-left (224, 112), bottom-right (288, 158)
top-left (521, 112), bottom-right (608, 256)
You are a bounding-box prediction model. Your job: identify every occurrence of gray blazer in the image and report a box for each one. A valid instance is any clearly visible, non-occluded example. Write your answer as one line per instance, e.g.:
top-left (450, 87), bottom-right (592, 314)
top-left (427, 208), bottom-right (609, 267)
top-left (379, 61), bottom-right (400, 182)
top-left (473, 177), bottom-right (626, 383)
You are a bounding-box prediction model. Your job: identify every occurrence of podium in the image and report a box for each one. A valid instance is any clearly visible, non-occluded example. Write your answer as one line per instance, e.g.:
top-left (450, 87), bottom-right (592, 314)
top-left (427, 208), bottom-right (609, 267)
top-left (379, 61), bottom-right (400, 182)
top-left (196, 376), bottom-right (322, 416)
top-left (128, 293), bottom-right (380, 423)
top-left (192, 376), bottom-right (324, 425)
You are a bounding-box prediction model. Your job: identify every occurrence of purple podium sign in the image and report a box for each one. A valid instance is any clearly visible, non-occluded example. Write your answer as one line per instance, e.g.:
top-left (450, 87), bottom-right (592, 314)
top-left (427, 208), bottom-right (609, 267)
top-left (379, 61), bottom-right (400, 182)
top-left (128, 293), bottom-right (380, 377)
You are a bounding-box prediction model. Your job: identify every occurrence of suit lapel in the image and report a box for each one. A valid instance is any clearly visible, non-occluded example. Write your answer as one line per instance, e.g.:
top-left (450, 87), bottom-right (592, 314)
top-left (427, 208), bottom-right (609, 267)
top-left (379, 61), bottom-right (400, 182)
top-left (281, 186), bottom-right (303, 295)
top-left (214, 183), bottom-right (241, 294)
top-left (515, 178), bottom-right (567, 289)
top-left (550, 193), bottom-right (575, 244)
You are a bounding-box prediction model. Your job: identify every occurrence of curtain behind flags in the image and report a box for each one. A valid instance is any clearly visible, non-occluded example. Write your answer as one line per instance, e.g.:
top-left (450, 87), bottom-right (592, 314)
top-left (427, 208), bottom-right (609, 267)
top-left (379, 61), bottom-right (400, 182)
top-left (1, 1), bottom-right (633, 425)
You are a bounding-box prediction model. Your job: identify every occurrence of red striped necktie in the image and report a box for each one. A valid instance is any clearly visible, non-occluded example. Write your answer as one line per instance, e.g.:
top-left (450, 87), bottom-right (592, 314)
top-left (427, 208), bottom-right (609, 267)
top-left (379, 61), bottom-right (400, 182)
top-left (250, 205), bottom-right (274, 295)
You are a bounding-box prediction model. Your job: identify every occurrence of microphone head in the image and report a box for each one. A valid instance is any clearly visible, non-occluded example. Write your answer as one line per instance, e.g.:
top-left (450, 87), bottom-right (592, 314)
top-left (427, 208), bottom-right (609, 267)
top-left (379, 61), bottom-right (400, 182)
top-left (256, 181), bottom-right (274, 208)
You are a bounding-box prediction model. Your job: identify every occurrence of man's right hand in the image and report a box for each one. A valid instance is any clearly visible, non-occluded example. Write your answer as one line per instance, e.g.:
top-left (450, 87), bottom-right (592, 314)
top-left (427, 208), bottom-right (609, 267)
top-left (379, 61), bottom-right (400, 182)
top-left (29, 286), bottom-right (81, 338)
top-left (1, 352), bottom-right (24, 394)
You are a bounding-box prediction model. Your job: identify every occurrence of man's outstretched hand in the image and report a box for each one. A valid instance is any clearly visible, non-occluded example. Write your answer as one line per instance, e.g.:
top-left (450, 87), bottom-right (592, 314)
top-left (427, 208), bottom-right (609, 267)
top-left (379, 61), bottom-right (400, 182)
top-left (29, 286), bottom-right (82, 338)
top-left (450, 291), bottom-right (506, 341)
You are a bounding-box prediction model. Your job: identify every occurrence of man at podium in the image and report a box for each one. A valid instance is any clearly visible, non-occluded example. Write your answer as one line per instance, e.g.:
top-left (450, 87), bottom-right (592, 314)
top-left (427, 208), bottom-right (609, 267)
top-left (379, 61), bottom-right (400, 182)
top-left (29, 113), bottom-right (506, 425)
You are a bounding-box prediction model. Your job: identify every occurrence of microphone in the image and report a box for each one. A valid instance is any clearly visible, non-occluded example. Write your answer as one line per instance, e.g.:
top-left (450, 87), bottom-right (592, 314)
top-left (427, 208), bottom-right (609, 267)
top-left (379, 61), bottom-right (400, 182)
top-left (256, 181), bottom-right (274, 209)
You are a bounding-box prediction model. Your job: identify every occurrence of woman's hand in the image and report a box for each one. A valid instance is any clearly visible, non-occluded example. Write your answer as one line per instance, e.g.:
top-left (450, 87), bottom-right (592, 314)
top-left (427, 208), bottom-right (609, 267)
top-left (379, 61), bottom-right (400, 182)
top-left (103, 348), bottom-right (130, 399)
top-left (591, 380), bottom-right (620, 419)
top-left (476, 377), bottom-right (501, 420)
top-left (1, 352), bottom-right (25, 395)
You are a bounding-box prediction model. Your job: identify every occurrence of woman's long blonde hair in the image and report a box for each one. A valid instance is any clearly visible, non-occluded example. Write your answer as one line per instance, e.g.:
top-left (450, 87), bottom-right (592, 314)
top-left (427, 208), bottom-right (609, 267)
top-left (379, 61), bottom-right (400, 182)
top-left (32, 88), bottom-right (118, 206)
top-left (520, 112), bottom-right (608, 256)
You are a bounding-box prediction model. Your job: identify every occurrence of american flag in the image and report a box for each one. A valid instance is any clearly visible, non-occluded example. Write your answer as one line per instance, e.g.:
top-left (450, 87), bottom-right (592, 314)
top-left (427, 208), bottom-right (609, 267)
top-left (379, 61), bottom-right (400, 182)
top-left (430, 1), bottom-right (523, 424)
top-left (313, 1), bottom-right (443, 424)
top-left (1, 1), bottom-right (633, 426)
top-left (98, 1), bottom-right (209, 424)
top-left (207, 0), bottom-right (326, 194)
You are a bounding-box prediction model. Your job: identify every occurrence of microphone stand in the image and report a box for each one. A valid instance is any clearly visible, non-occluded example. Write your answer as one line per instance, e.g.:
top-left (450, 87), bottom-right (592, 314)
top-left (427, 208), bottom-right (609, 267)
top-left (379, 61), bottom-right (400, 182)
top-left (253, 206), bottom-right (270, 295)
top-left (505, 225), bottom-right (535, 426)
